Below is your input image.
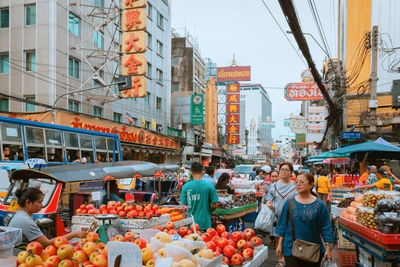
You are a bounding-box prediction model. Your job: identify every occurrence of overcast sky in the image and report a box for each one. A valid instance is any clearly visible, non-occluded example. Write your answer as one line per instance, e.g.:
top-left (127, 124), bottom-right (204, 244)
top-left (171, 0), bottom-right (338, 139)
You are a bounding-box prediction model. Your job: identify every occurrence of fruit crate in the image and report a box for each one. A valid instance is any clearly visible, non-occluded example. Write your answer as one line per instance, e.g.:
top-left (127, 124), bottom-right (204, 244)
top-left (340, 250), bottom-right (357, 267)
top-left (338, 228), bottom-right (356, 250)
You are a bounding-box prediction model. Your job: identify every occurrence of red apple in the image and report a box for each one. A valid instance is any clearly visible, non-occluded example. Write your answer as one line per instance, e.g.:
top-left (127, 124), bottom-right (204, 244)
top-left (80, 204), bottom-right (86, 210)
top-left (101, 210), bottom-right (108, 215)
top-left (86, 232), bottom-right (99, 242)
top-left (95, 209), bottom-right (101, 214)
top-left (201, 233), bottom-right (211, 242)
top-left (81, 209), bottom-right (88, 214)
top-left (93, 254), bottom-right (107, 267)
top-left (211, 235), bottom-right (220, 244)
top-left (206, 241), bottom-right (217, 252)
top-left (217, 237), bottom-right (228, 249)
top-left (138, 211), bottom-right (145, 218)
top-left (17, 251), bottom-right (29, 264)
top-left (54, 237), bottom-right (68, 248)
top-left (113, 234), bottom-right (125, 242)
top-left (99, 204), bottom-right (106, 211)
top-left (231, 253), bottom-right (244, 265)
top-left (135, 205), bottom-right (143, 212)
top-left (146, 212), bottom-right (153, 219)
top-left (215, 246), bottom-right (222, 255)
top-left (86, 204), bottom-right (94, 210)
top-left (89, 251), bottom-right (100, 264)
top-left (152, 205), bottom-right (159, 211)
top-left (190, 223), bottom-right (199, 232)
top-left (82, 241), bottom-right (98, 255)
top-left (231, 231), bottom-right (243, 242)
top-left (25, 255), bottom-right (43, 266)
top-left (44, 255), bottom-right (60, 267)
top-left (73, 250), bottom-right (88, 263)
top-left (133, 238), bottom-right (147, 249)
top-left (26, 241), bottom-right (43, 255)
top-left (223, 245), bottom-right (236, 258)
top-left (153, 225), bottom-right (163, 231)
top-left (58, 259), bottom-right (74, 267)
top-left (178, 226), bottom-right (188, 237)
top-left (78, 239), bottom-right (87, 250)
top-left (244, 228), bottom-right (255, 240)
top-left (246, 241), bottom-right (255, 250)
top-left (57, 244), bottom-right (74, 260)
top-left (227, 239), bottom-right (236, 248)
top-left (206, 228), bottom-right (217, 238)
top-left (155, 209), bottom-right (161, 216)
top-left (243, 248), bottom-right (254, 259)
top-left (223, 256), bottom-right (230, 265)
top-left (124, 231), bottom-right (135, 240)
top-left (236, 239), bottom-right (247, 250)
top-left (41, 250), bottom-right (51, 261)
top-left (166, 221), bottom-right (175, 230)
top-left (250, 236), bottom-right (262, 247)
top-left (76, 209), bottom-right (82, 214)
top-left (216, 224), bottom-right (226, 234)
top-left (220, 231), bottom-right (230, 239)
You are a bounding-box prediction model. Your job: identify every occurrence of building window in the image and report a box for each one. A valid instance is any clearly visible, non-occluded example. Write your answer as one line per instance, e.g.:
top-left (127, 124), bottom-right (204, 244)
top-left (25, 5), bottom-right (36, 26)
top-left (157, 40), bottom-right (163, 57)
top-left (147, 62), bottom-right (152, 79)
top-left (172, 57), bottom-right (179, 66)
top-left (68, 100), bottom-right (80, 112)
top-left (68, 57), bottom-right (80, 79)
top-left (113, 112), bottom-right (122, 122)
top-left (68, 13), bottom-right (80, 36)
top-left (156, 69), bottom-right (163, 84)
top-left (147, 3), bottom-right (152, 19)
top-left (0, 53), bottom-right (9, 73)
top-left (156, 97), bottom-right (162, 109)
top-left (0, 8), bottom-right (9, 28)
top-left (157, 11), bottom-right (163, 29)
top-left (25, 51), bottom-right (36, 72)
top-left (25, 96), bottom-right (35, 112)
top-left (93, 30), bottom-right (103, 49)
top-left (156, 124), bottom-right (162, 133)
top-left (147, 33), bottom-right (152, 49)
top-left (0, 99), bottom-right (8, 112)
top-left (93, 106), bottom-right (102, 117)
top-left (94, 0), bottom-right (103, 8)
top-left (145, 92), bottom-right (151, 106)
top-left (145, 121), bottom-right (150, 129)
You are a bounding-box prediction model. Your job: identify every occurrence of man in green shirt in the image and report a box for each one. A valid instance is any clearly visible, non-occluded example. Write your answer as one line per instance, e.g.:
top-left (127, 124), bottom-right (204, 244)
top-left (181, 162), bottom-right (219, 230)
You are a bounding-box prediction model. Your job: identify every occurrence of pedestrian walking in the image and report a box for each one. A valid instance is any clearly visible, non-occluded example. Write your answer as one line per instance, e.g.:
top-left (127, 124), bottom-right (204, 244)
top-left (315, 169), bottom-right (331, 204)
top-left (275, 172), bottom-right (335, 267)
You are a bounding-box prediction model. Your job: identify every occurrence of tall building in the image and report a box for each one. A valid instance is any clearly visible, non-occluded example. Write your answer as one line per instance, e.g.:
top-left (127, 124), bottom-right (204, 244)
top-left (0, 0), bottom-right (179, 163)
top-left (338, 0), bottom-right (400, 139)
top-left (239, 83), bottom-right (273, 158)
top-left (171, 29), bottom-right (208, 162)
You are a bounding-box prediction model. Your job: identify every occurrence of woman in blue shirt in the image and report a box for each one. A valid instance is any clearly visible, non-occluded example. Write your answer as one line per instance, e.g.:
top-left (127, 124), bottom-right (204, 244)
top-left (275, 172), bottom-right (335, 267)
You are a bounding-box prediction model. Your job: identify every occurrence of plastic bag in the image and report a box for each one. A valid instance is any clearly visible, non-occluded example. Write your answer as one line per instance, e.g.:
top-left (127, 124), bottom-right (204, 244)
top-left (254, 203), bottom-right (274, 232)
top-left (320, 260), bottom-right (337, 267)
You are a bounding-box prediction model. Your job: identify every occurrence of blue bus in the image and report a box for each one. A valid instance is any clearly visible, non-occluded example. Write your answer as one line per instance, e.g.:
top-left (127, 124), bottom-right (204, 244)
top-left (0, 116), bottom-right (122, 165)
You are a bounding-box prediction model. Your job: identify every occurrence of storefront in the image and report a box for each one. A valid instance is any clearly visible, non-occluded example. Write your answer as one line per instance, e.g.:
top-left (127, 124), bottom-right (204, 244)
top-left (2, 111), bottom-right (180, 164)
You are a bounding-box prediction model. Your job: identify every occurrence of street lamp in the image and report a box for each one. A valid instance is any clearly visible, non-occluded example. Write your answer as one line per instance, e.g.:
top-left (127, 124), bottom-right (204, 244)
top-left (51, 75), bottom-right (132, 124)
top-left (286, 30), bottom-right (329, 58)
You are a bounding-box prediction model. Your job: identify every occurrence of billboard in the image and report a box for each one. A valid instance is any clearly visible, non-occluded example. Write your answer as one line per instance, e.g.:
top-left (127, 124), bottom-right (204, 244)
top-left (284, 82), bottom-right (325, 101)
top-left (226, 83), bottom-right (240, 144)
top-left (217, 66), bottom-right (251, 82)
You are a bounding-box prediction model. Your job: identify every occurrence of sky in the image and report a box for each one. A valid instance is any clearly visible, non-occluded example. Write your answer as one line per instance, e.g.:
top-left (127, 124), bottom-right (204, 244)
top-left (171, 0), bottom-right (338, 139)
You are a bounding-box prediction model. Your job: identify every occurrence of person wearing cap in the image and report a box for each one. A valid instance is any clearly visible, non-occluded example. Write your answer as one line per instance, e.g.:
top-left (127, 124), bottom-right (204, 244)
top-left (355, 168), bottom-right (393, 191)
top-left (262, 165), bottom-right (272, 183)
top-left (359, 166), bottom-right (371, 186)
top-left (381, 165), bottom-right (400, 185)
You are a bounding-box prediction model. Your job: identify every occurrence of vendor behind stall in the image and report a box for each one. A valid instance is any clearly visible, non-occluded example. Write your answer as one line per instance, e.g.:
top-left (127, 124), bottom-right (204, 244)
top-left (355, 168), bottom-right (394, 191)
top-left (215, 173), bottom-right (234, 194)
top-left (100, 179), bottom-right (123, 205)
top-left (9, 187), bottom-right (86, 246)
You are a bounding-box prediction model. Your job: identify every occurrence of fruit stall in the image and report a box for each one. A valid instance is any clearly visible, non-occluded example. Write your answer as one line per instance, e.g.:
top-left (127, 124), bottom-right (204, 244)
top-left (14, 223), bottom-right (268, 267)
top-left (335, 190), bottom-right (400, 266)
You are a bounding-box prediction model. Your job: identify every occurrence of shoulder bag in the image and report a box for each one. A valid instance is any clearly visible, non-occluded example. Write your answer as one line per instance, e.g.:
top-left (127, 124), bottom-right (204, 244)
top-left (289, 197), bottom-right (321, 263)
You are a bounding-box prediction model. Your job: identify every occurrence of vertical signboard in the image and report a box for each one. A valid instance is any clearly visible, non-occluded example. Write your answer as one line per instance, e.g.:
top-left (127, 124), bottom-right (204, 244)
top-left (120, 0), bottom-right (148, 98)
top-left (226, 83), bottom-right (240, 144)
top-left (191, 94), bottom-right (204, 125)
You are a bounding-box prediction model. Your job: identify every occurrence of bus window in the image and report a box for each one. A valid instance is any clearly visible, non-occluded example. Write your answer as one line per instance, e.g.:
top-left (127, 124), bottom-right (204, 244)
top-left (68, 150), bottom-right (81, 163)
top-left (64, 132), bottom-right (80, 163)
top-left (95, 137), bottom-right (107, 163)
top-left (95, 152), bottom-right (107, 163)
top-left (1, 124), bottom-right (22, 143)
top-left (107, 138), bottom-right (119, 161)
top-left (25, 127), bottom-right (46, 160)
top-left (2, 144), bottom-right (23, 161)
top-left (80, 134), bottom-right (93, 163)
top-left (45, 129), bottom-right (63, 162)
top-left (64, 132), bottom-right (79, 147)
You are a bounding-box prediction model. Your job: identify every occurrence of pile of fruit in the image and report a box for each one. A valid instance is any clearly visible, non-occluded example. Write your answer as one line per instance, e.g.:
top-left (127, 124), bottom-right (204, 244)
top-left (363, 192), bottom-right (391, 208)
top-left (356, 207), bottom-right (377, 230)
top-left (76, 201), bottom-right (162, 220)
top-left (233, 192), bottom-right (256, 206)
top-left (338, 197), bottom-right (355, 208)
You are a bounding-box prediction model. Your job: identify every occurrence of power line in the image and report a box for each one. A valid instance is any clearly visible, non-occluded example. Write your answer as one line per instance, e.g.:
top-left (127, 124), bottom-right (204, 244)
top-left (260, 0), bottom-right (308, 67)
top-left (308, 0), bottom-right (332, 58)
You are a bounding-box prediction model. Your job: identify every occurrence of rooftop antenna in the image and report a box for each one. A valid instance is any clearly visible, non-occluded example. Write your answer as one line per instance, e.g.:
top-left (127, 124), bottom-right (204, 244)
top-left (231, 53), bottom-right (238, 66)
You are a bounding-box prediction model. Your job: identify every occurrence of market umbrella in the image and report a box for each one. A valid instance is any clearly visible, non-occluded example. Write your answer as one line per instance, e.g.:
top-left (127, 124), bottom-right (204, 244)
top-left (323, 158), bottom-right (350, 165)
top-left (333, 141), bottom-right (400, 154)
top-left (307, 151), bottom-right (349, 159)
top-left (374, 137), bottom-right (400, 149)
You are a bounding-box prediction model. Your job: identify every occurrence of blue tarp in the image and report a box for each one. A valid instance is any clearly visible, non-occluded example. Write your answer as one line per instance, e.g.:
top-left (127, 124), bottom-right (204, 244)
top-left (333, 141), bottom-right (400, 154)
top-left (374, 137), bottom-right (400, 149)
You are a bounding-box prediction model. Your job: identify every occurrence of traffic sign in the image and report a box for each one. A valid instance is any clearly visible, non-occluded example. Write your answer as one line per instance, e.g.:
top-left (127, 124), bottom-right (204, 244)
top-left (340, 132), bottom-right (362, 139)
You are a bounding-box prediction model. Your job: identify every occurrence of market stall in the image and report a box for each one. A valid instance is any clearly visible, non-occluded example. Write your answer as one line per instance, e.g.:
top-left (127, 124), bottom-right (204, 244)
top-left (334, 190), bottom-right (400, 267)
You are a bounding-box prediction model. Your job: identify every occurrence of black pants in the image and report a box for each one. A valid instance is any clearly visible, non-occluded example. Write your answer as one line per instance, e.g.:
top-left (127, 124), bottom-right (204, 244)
top-left (284, 256), bottom-right (321, 267)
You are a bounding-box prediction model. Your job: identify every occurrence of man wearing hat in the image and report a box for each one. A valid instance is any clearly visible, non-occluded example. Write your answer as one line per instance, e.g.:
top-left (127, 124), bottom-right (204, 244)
top-left (355, 168), bottom-right (393, 191)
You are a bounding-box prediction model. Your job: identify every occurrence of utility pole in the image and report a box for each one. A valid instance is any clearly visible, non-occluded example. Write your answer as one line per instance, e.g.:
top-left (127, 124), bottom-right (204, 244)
top-left (369, 26), bottom-right (379, 133)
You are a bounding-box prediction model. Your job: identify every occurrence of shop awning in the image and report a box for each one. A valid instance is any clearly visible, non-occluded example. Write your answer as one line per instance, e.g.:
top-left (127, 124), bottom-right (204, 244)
top-left (333, 141), bottom-right (400, 154)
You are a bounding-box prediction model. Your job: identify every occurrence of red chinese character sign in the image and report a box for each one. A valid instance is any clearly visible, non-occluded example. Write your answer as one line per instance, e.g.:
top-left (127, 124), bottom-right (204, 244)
top-left (120, 2), bottom-right (148, 99)
top-left (226, 83), bottom-right (240, 145)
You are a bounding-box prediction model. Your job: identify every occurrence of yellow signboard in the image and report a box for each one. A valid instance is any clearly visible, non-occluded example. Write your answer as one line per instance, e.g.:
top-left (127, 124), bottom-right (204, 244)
top-left (121, 76), bottom-right (147, 98)
top-left (122, 31), bottom-right (147, 54)
top-left (122, 0), bottom-right (147, 9)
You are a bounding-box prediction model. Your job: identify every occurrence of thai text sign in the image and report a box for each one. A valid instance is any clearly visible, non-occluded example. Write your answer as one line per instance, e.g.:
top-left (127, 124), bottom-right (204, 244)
top-left (191, 94), bottom-right (204, 125)
top-left (284, 82), bottom-right (325, 101)
top-left (226, 83), bottom-right (240, 145)
top-left (217, 66), bottom-right (251, 82)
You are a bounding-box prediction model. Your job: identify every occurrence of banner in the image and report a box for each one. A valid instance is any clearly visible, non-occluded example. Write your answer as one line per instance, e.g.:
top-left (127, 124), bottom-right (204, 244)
top-left (190, 94), bottom-right (204, 125)
top-left (226, 83), bottom-right (240, 144)
top-left (284, 82), bottom-right (325, 101)
top-left (217, 66), bottom-right (251, 82)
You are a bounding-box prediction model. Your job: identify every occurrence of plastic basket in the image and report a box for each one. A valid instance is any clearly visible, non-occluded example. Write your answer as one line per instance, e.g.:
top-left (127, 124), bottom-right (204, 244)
top-left (340, 251), bottom-right (357, 267)
top-left (338, 228), bottom-right (356, 250)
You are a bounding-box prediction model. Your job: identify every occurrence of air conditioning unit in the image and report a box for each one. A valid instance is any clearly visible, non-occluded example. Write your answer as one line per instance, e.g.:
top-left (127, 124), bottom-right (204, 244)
top-left (393, 80), bottom-right (400, 108)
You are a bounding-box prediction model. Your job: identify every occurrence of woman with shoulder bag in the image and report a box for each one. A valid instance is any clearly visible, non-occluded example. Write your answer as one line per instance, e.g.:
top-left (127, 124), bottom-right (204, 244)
top-left (265, 163), bottom-right (297, 266)
top-left (275, 172), bottom-right (335, 267)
